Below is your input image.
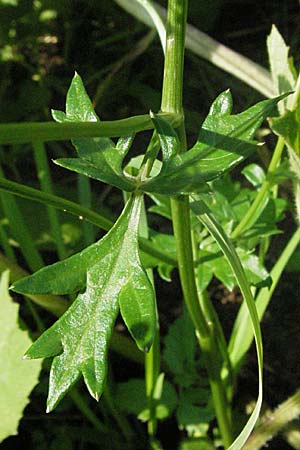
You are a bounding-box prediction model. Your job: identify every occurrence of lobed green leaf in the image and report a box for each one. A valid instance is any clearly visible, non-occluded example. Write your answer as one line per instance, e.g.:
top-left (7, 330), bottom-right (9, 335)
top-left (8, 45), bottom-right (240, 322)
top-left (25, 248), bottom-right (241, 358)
top-left (142, 91), bottom-right (286, 195)
top-left (52, 73), bottom-right (136, 191)
top-left (19, 195), bottom-right (156, 411)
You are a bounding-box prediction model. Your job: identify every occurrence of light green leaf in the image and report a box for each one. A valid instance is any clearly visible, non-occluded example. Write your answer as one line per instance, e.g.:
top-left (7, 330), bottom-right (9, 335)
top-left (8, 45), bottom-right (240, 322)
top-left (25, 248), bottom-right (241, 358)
top-left (0, 271), bottom-right (42, 442)
top-left (267, 25), bottom-right (296, 112)
top-left (270, 108), bottom-right (300, 156)
top-left (142, 92), bottom-right (285, 195)
top-left (190, 197), bottom-right (263, 450)
top-left (52, 73), bottom-right (136, 191)
top-left (20, 196), bottom-right (156, 411)
top-left (242, 163), bottom-right (266, 187)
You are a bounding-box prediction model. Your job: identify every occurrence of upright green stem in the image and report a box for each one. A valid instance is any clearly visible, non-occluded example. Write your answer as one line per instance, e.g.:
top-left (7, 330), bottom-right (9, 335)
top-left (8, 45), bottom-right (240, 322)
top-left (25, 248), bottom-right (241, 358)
top-left (136, 139), bottom-right (161, 443)
top-left (160, 0), bottom-right (232, 446)
top-left (160, 1), bottom-right (186, 115)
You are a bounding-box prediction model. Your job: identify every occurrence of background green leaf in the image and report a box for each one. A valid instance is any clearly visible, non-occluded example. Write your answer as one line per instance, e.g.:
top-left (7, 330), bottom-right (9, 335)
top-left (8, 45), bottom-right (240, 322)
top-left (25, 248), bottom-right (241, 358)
top-left (0, 271), bottom-right (42, 442)
top-left (163, 308), bottom-right (197, 388)
top-left (267, 25), bottom-right (296, 112)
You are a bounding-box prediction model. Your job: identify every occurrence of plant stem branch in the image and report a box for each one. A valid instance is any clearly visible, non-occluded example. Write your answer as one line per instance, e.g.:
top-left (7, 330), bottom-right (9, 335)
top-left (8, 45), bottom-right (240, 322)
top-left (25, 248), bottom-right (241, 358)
top-left (0, 112), bottom-right (180, 145)
top-left (160, 0), bottom-right (233, 446)
top-left (0, 176), bottom-right (177, 267)
top-left (231, 136), bottom-right (285, 239)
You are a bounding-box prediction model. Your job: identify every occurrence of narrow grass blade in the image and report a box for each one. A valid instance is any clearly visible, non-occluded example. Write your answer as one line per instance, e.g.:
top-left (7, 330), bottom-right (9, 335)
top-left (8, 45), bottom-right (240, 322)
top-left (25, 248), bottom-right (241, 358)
top-left (0, 177), bottom-right (177, 267)
top-left (136, 0), bottom-right (166, 52)
top-left (33, 141), bottom-right (66, 259)
top-left (0, 164), bottom-right (44, 272)
top-left (228, 228), bottom-right (300, 371)
top-left (115, 0), bottom-right (274, 98)
top-left (190, 196), bottom-right (263, 450)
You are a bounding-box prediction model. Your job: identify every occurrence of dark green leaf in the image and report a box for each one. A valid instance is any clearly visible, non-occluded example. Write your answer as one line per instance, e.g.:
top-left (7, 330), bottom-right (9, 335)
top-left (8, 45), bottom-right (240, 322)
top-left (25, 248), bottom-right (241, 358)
top-left (114, 377), bottom-right (177, 421)
top-left (54, 157), bottom-right (135, 191)
top-left (142, 91), bottom-right (285, 195)
top-left (150, 112), bottom-right (179, 162)
top-left (52, 73), bottom-right (136, 191)
top-left (20, 196), bottom-right (156, 411)
top-left (163, 309), bottom-right (197, 388)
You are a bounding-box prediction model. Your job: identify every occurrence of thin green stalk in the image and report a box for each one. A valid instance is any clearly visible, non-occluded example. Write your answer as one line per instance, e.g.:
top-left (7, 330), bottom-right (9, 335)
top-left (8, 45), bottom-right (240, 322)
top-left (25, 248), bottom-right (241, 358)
top-left (78, 175), bottom-right (95, 246)
top-left (0, 218), bottom-right (16, 261)
top-left (160, 1), bottom-right (186, 115)
top-left (142, 202), bottom-right (160, 441)
top-left (231, 136), bottom-right (285, 239)
top-left (128, 143), bottom-right (161, 442)
top-left (160, 0), bottom-right (232, 446)
top-left (0, 176), bottom-right (177, 267)
top-left (229, 228), bottom-right (300, 370)
top-left (170, 195), bottom-right (209, 337)
top-left (33, 141), bottom-right (66, 259)
top-left (192, 231), bottom-right (234, 401)
top-left (0, 112), bottom-right (180, 145)
top-left (0, 164), bottom-right (44, 272)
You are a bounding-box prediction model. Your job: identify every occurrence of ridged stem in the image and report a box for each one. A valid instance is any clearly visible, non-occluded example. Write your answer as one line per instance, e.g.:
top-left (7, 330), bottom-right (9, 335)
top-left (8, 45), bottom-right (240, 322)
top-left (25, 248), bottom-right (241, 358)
top-left (160, 0), bottom-right (233, 446)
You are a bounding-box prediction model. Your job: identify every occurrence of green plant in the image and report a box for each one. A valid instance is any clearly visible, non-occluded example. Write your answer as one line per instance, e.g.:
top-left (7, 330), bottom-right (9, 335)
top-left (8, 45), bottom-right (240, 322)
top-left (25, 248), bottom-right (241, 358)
top-left (0, 1), bottom-right (299, 449)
